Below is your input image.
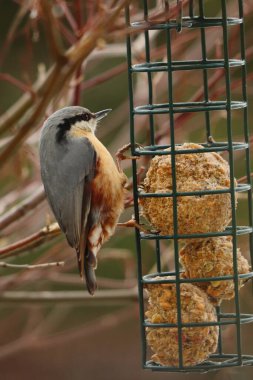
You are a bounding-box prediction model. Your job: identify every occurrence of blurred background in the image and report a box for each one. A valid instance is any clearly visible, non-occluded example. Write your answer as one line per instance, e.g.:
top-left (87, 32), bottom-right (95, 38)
top-left (0, 0), bottom-right (252, 379)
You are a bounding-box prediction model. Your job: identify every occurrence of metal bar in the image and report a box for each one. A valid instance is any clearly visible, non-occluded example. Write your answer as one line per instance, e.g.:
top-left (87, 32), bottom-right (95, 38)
top-left (145, 354), bottom-right (253, 372)
top-left (165, 0), bottom-right (183, 367)
top-left (134, 141), bottom-right (248, 155)
top-left (130, 16), bottom-right (242, 30)
top-left (126, 5), bottom-right (147, 368)
top-left (142, 271), bottom-right (253, 284)
top-left (131, 58), bottom-right (245, 72)
top-left (238, 0), bottom-right (253, 267)
top-left (134, 100), bottom-right (246, 114)
top-left (140, 225), bottom-right (253, 240)
top-left (221, 0), bottom-right (242, 365)
top-left (155, 240), bottom-right (162, 272)
top-left (144, 0), bottom-right (162, 271)
top-left (138, 184), bottom-right (251, 198)
top-left (143, 0), bottom-right (155, 145)
top-left (199, 0), bottom-right (211, 140)
top-left (189, 0), bottom-right (194, 18)
top-left (144, 316), bottom-right (253, 328)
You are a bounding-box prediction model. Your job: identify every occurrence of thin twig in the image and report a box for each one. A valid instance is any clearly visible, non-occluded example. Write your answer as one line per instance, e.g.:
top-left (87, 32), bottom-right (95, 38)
top-left (57, 19), bottom-right (76, 44)
top-left (0, 186), bottom-right (45, 231)
top-left (81, 62), bottom-right (127, 91)
top-left (0, 73), bottom-right (35, 95)
top-left (0, 261), bottom-right (64, 270)
top-left (0, 213), bottom-right (134, 257)
top-left (0, 241), bottom-right (68, 291)
top-left (0, 223), bottom-right (61, 257)
top-left (0, 0), bottom-right (130, 148)
top-left (49, 273), bottom-right (136, 289)
top-left (72, 0), bottom-right (83, 105)
top-left (56, 0), bottom-right (78, 32)
top-left (0, 1), bottom-right (31, 67)
top-left (237, 173), bottom-right (253, 183)
top-left (0, 288), bottom-right (138, 302)
top-left (40, 1), bottom-right (66, 62)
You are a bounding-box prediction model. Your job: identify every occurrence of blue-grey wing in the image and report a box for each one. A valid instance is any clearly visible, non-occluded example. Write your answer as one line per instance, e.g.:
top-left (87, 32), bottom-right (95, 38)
top-left (40, 132), bottom-right (97, 257)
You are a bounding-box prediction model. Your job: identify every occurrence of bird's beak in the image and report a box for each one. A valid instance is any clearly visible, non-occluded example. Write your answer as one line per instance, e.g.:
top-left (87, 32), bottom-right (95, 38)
top-left (94, 109), bottom-right (112, 121)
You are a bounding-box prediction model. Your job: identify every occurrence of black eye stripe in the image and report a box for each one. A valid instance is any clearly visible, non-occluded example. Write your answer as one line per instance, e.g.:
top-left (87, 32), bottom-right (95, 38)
top-left (55, 112), bottom-right (93, 144)
top-left (69, 113), bottom-right (90, 123)
top-left (68, 112), bottom-right (92, 124)
top-left (73, 112), bottom-right (94, 122)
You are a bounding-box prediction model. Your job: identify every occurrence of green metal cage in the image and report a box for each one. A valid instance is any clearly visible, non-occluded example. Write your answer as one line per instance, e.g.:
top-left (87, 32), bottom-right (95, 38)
top-left (126, 0), bottom-right (253, 373)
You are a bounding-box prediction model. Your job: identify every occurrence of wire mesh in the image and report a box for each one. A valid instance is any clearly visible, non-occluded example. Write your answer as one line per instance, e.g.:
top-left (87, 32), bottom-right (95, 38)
top-left (126, 0), bottom-right (253, 372)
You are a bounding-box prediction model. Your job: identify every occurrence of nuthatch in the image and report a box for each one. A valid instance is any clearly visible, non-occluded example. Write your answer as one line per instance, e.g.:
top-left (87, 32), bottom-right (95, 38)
top-left (39, 106), bottom-right (126, 295)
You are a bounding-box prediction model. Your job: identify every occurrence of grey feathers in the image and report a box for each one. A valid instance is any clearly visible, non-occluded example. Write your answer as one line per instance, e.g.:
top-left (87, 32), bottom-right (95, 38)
top-left (40, 112), bottom-right (97, 279)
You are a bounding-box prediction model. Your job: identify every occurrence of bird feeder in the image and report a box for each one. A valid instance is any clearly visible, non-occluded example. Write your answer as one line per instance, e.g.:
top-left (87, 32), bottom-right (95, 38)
top-left (126, 0), bottom-right (253, 372)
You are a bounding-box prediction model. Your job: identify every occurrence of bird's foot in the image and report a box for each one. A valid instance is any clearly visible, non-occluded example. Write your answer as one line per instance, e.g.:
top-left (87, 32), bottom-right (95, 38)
top-left (115, 143), bottom-right (142, 172)
top-left (207, 135), bottom-right (216, 144)
top-left (117, 218), bottom-right (149, 234)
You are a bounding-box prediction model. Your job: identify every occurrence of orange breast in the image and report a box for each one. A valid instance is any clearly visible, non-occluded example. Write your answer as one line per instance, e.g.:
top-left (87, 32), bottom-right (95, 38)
top-left (70, 128), bottom-right (125, 233)
top-left (89, 134), bottom-right (125, 208)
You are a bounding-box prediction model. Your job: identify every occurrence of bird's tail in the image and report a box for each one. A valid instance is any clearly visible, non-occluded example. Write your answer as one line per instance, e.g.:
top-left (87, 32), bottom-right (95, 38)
top-left (84, 247), bottom-right (97, 295)
top-left (76, 245), bottom-right (97, 295)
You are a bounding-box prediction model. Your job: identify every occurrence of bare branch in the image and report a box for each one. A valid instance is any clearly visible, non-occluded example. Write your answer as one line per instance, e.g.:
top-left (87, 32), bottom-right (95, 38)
top-left (56, 0), bottom-right (78, 32)
top-left (0, 203), bottom-right (134, 264)
top-left (49, 273), bottom-right (136, 289)
top-left (0, 186), bottom-right (45, 231)
top-left (0, 223), bottom-right (61, 257)
top-left (0, 261), bottom-right (64, 270)
top-left (0, 288), bottom-right (138, 302)
top-left (81, 62), bottom-right (127, 91)
top-left (0, 0), bottom-right (131, 163)
top-left (0, 66), bottom-right (54, 137)
top-left (0, 1), bottom-right (31, 67)
top-left (0, 73), bottom-right (35, 95)
top-left (40, 1), bottom-right (66, 62)
top-left (237, 173), bottom-right (253, 183)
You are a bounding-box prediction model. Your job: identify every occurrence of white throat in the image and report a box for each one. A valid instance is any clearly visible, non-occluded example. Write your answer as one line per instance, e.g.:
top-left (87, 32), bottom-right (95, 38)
top-left (71, 119), bottom-right (97, 134)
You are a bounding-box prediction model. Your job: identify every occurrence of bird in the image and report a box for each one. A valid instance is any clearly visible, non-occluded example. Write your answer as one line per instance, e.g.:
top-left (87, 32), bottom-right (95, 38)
top-left (39, 106), bottom-right (127, 295)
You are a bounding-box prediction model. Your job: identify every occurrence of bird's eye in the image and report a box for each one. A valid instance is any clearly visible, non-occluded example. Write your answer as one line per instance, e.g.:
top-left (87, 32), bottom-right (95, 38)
top-left (83, 113), bottom-right (90, 121)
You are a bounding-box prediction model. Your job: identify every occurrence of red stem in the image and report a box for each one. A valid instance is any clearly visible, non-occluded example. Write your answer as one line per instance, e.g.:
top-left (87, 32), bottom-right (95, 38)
top-left (0, 73), bottom-right (34, 95)
top-left (72, 0), bottom-right (83, 105)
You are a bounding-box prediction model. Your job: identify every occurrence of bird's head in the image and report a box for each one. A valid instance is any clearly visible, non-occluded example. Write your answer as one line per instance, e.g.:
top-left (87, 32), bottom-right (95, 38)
top-left (41, 106), bottom-right (112, 144)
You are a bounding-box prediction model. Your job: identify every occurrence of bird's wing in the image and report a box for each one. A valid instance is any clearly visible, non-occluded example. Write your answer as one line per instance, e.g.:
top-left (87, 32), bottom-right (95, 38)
top-left (40, 135), bottom-right (97, 279)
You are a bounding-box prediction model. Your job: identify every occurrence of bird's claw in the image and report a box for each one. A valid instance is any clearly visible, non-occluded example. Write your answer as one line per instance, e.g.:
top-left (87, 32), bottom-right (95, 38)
top-left (117, 219), bottom-right (150, 234)
top-left (116, 143), bottom-right (143, 171)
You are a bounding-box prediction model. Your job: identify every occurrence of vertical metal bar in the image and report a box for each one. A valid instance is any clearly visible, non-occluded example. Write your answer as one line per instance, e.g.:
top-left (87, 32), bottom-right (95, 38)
top-left (144, 0), bottom-right (155, 146)
top-left (125, 5), bottom-right (147, 368)
top-left (221, 0), bottom-right (242, 365)
top-left (165, 0), bottom-right (183, 369)
top-left (199, 0), bottom-right (211, 140)
top-left (199, 0), bottom-right (222, 356)
top-left (155, 240), bottom-right (162, 272)
top-left (189, 0), bottom-right (194, 18)
top-left (125, 11), bottom-right (135, 156)
top-left (216, 306), bottom-right (223, 355)
top-left (238, 0), bottom-right (253, 266)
